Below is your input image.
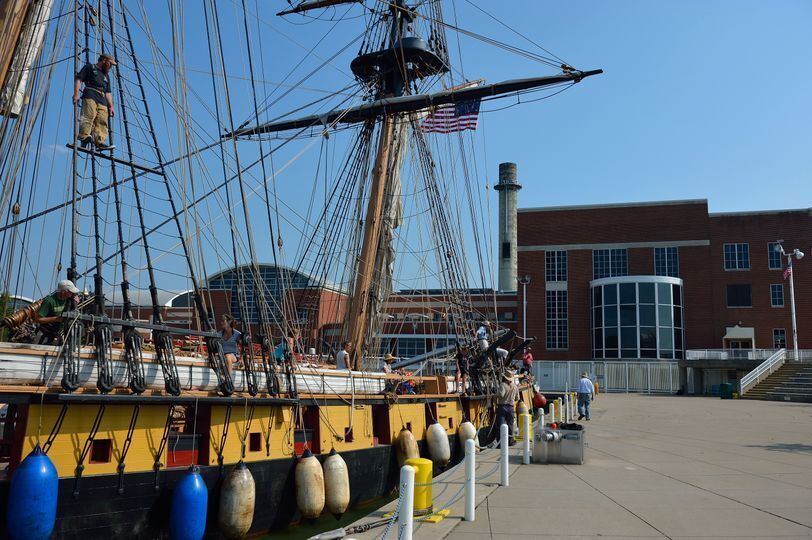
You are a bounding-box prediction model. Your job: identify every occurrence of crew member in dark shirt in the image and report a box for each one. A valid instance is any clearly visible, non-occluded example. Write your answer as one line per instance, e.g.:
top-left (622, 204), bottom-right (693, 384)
top-left (33, 279), bottom-right (80, 343)
top-left (73, 53), bottom-right (116, 150)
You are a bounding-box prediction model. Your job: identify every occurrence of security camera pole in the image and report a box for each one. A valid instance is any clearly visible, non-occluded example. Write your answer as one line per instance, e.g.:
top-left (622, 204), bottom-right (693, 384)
top-left (776, 240), bottom-right (804, 361)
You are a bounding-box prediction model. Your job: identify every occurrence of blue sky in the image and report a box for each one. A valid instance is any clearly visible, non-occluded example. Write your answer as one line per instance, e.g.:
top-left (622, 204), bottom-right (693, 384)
top-left (3, 0), bottom-right (811, 299)
top-left (457, 0), bottom-right (812, 212)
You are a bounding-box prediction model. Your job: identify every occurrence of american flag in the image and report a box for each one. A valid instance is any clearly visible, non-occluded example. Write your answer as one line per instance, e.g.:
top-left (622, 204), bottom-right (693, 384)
top-left (784, 261), bottom-right (793, 280)
top-left (421, 99), bottom-right (481, 133)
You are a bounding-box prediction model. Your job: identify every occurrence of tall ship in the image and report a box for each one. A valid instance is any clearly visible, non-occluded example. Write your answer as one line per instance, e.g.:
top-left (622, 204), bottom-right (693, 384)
top-left (0, 0), bottom-right (599, 537)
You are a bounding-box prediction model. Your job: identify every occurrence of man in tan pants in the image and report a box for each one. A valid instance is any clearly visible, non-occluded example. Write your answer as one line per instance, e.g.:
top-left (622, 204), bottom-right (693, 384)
top-left (73, 53), bottom-right (116, 150)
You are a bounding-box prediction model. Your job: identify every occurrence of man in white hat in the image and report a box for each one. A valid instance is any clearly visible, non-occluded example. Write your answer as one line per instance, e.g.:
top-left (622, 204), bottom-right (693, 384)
top-left (495, 369), bottom-right (519, 446)
top-left (33, 280), bottom-right (80, 343)
top-left (577, 372), bottom-right (595, 421)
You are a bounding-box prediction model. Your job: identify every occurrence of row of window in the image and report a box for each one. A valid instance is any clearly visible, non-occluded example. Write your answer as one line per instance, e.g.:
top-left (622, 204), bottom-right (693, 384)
top-left (726, 283), bottom-right (786, 308)
top-left (543, 242), bottom-right (786, 284)
top-left (544, 247), bottom-right (680, 282)
top-left (724, 242), bottom-right (785, 271)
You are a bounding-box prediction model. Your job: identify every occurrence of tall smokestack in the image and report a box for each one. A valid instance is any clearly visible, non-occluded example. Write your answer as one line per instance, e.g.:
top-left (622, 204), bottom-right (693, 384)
top-left (495, 162), bottom-right (521, 291)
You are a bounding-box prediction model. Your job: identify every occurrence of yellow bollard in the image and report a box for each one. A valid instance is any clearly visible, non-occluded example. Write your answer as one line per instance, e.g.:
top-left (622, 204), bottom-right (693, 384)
top-left (516, 413), bottom-right (533, 441)
top-left (405, 457), bottom-right (433, 515)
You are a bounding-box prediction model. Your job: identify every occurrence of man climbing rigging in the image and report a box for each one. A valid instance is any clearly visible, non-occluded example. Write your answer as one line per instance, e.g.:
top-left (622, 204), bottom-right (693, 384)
top-left (73, 53), bottom-right (116, 151)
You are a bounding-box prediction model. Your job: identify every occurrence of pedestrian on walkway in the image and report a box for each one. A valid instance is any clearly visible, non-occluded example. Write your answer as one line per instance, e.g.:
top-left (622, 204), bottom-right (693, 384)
top-left (577, 372), bottom-right (595, 421)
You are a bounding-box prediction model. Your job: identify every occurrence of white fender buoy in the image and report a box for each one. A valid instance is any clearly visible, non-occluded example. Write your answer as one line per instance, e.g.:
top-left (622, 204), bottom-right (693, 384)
top-left (295, 449), bottom-right (325, 519)
top-left (323, 449), bottom-right (350, 518)
top-left (426, 421), bottom-right (451, 468)
top-left (395, 427), bottom-right (419, 467)
top-left (457, 421), bottom-right (477, 451)
top-left (218, 461), bottom-right (256, 539)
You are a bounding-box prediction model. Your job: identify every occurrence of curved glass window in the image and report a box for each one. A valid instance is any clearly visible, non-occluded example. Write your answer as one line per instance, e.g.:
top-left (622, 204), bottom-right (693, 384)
top-left (591, 276), bottom-right (685, 360)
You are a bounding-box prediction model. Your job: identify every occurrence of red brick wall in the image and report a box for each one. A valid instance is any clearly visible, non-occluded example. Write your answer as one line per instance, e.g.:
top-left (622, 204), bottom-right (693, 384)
top-left (518, 201), bottom-right (811, 359)
top-left (709, 210), bottom-right (811, 349)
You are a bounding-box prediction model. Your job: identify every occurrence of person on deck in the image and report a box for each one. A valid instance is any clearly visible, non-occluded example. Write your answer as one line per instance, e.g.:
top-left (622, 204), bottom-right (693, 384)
top-left (577, 372), bottom-right (595, 421)
top-left (335, 340), bottom-right (352, 370)
top-left (73, 53), bottom-right (116, 150)
top-left (476, 320), bottom-right (491, 351)
top-left (382, 353), bottom-right (397, 374)
top-left (495, 369), bottom-right (518, 446)
top-left (219, 314), bottom-right (241, 376)
top-left (519, 347), bottom-right (533, 375)
top-left (455, 345), bottom-right (471, 393)
top-left (33, 280), bottom-right (80, 344)
top-left (275, 329), bottom-right (300, 365)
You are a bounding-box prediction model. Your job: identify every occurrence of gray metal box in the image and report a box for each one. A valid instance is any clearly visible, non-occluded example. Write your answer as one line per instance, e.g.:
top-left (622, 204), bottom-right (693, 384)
top-left (532, 428), bottom-right (585, 465)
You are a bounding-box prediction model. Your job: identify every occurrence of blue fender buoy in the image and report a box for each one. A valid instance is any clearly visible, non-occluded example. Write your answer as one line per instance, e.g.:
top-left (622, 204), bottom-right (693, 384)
top-left (169, 466), bottom-right (208, 540)
top-left (6, 445), bottom-right (58, 540)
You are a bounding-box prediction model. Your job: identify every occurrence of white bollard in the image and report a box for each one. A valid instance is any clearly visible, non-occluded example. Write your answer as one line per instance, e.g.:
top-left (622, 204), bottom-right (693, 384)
top-left (464, 438), bottom-right (475, 521)
top-left (500, 423), bottom-right (509, 486)
top-left (398, 465), bottom-right (415, 540)
top-left (557, 398), bottom-right (563, 423)
top-left (522, 414), bottom-right (531, 465)
top-left (540, 410), bottom-right (545, 427)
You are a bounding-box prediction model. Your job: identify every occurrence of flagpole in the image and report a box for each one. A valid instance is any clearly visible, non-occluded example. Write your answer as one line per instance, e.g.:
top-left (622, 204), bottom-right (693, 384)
top-left (787, 258), bottom-right (799, 361)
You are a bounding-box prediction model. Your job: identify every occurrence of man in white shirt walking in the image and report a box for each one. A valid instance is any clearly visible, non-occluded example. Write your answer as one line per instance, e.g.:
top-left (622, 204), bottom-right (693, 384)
top-left (577, 372), bottom-right (595, 421)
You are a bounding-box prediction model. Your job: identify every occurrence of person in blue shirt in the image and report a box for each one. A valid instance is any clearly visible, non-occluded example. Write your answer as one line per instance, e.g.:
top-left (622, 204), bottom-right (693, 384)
top-left (275, 328), bottom-right (300, 365)
top-left (577, 372), bottom-right (596, 421)
top-left (476, 320), bottom-right (491, 351)
top-left (219, 314), bottom-right (241, 377)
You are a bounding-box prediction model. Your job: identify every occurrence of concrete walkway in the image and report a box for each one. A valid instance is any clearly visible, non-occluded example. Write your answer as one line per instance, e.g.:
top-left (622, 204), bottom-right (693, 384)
top-left (348, 394), bottom-right (812, 539)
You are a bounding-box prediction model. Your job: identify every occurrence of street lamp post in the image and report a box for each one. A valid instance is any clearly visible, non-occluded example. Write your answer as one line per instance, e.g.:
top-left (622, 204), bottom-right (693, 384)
top-left (776, 241), bottom-right (804, 360)
top-left (519, 275), bottom-right (531, 338)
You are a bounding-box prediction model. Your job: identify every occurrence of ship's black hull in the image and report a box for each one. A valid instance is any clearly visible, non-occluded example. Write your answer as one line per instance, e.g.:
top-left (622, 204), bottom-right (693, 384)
top-left (0, 435), bottom-right (471, 539)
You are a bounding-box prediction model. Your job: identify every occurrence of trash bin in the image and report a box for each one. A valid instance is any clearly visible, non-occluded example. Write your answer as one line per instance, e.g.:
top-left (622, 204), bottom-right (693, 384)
top-left (720, 382), bottom-right (733, 399)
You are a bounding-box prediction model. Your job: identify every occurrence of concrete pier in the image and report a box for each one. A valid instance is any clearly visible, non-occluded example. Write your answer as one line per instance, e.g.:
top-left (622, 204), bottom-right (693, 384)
top-left (346, 394), bottom-right (812, 539)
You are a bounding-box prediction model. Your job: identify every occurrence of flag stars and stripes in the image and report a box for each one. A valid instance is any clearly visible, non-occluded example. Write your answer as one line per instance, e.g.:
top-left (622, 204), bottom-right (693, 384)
top-left (421, 99), bottom-right (481, 133)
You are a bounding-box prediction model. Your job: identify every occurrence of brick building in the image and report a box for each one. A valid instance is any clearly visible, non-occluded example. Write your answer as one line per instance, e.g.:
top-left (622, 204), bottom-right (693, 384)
top-left (517, 200), bottom-right (811, 360)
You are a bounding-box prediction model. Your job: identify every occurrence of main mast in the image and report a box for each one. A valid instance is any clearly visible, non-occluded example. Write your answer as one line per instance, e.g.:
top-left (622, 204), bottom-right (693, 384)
top-left (345, 0), bottom-right (416, 369)
top-left (239, 0), bottom-right (602, 370)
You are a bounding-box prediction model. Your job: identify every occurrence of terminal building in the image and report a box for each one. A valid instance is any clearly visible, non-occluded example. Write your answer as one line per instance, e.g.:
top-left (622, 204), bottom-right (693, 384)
top-left (516, 199), bottom-right (810, 391)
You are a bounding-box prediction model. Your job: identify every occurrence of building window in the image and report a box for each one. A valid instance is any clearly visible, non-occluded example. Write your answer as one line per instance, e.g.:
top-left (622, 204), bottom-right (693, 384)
top-left (723, 243), bottom-right (750, 270)
top-left (591, 277), bottom-right (684, 360)
top-left (545, 290), bottom-right (568, 350)
top-left (770, 284), bottom-right (784, 307)
top-left (726, 284), bottom-right (752, 307)
top-left (654, 247), bottom-right (679, 277)
top-left (593, 248), bottom-right (628, 279)
top-left (395, 338), bottom-right (426, 358)
top-left (773, 328), bottom-right (787, 349)
top-left (545, 250), bottom-right (567, 282)
top-left (768, 243), bottom-right (782, 270)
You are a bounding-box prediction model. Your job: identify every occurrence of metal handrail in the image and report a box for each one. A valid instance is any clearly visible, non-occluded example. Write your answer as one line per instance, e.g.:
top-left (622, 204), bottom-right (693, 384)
top-left (740, 348), bottom-right (786, 395)
top-left (685, 349), bottom-right (780, 361)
